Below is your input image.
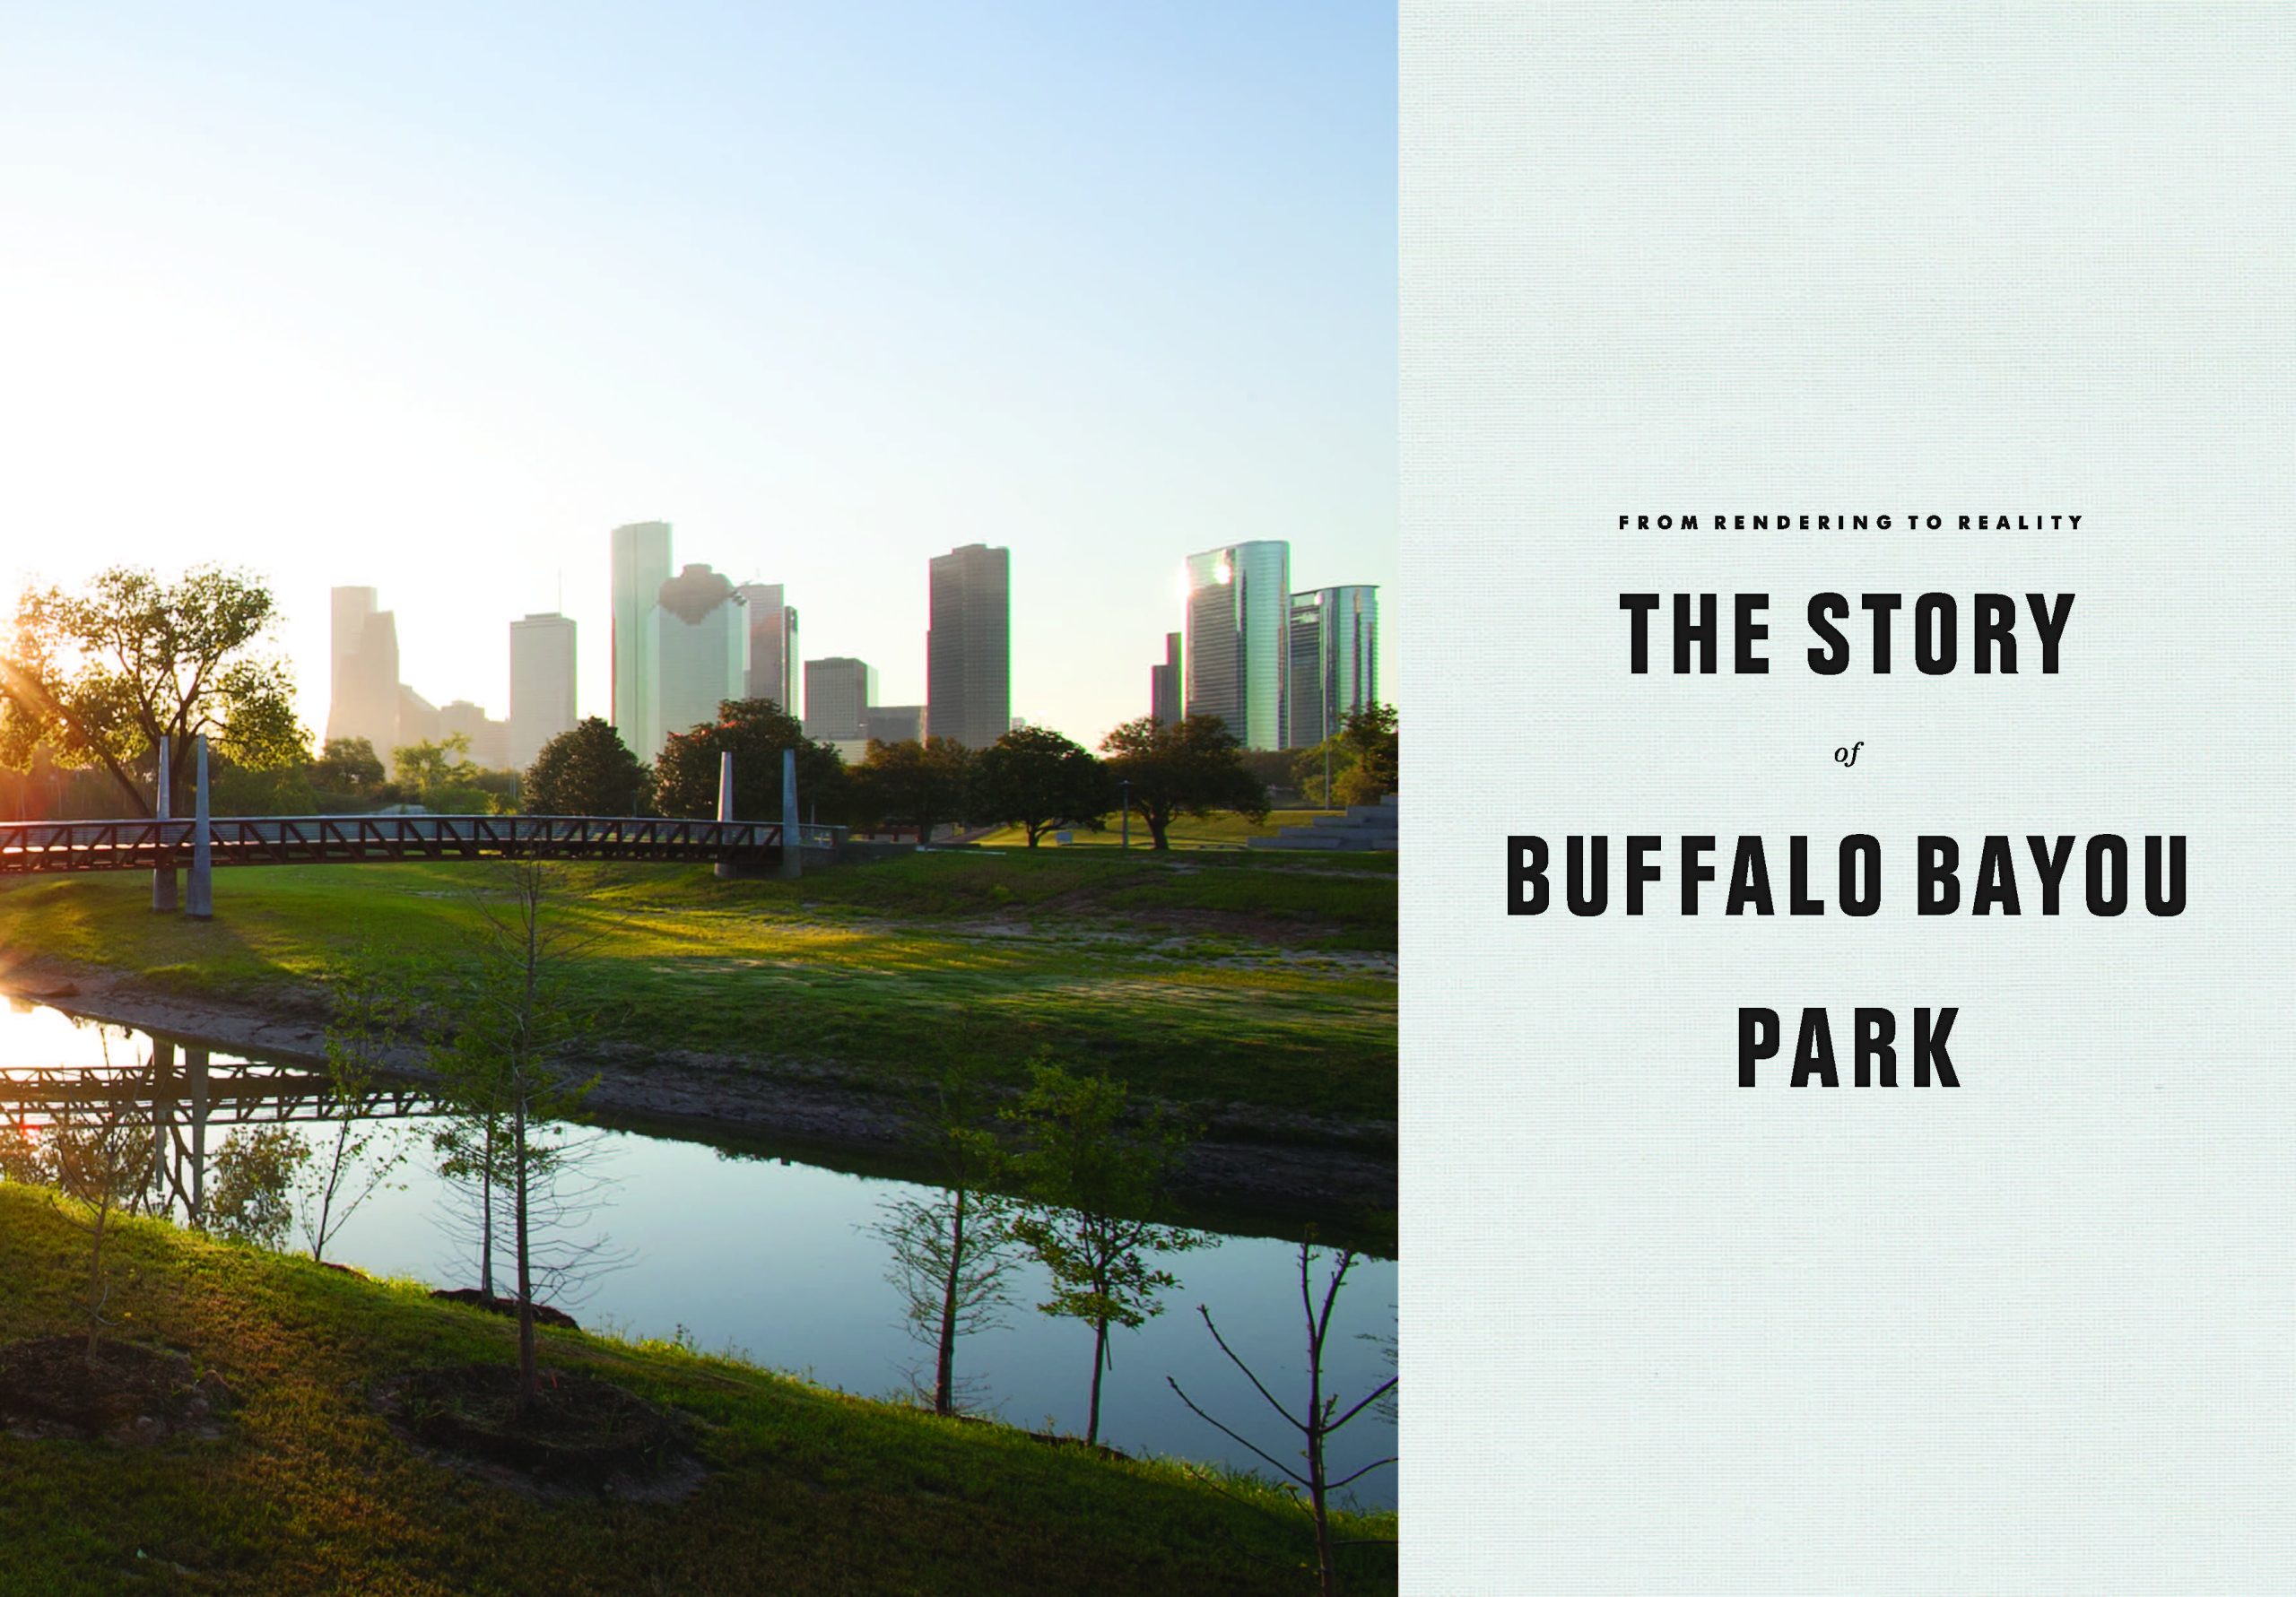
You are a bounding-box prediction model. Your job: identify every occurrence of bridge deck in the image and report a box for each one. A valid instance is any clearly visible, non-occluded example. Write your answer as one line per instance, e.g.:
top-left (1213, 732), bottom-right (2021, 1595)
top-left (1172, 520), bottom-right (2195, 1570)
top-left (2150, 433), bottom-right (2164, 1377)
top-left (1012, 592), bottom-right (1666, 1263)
top-left (0, 814), bottom-right (843, 873)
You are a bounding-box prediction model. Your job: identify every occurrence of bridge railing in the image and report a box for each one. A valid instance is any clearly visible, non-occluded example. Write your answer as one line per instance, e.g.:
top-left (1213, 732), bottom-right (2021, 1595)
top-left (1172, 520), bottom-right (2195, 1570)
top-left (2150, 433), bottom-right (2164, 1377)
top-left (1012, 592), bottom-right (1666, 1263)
top-left (0, 814), bottom-right (847, 873)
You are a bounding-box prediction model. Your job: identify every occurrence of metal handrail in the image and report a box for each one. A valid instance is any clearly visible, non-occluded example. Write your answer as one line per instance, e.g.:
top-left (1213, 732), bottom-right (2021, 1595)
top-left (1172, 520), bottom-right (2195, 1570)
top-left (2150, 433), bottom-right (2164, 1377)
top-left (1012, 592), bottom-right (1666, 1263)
top-left (0, 813), bottom-right (846, 873)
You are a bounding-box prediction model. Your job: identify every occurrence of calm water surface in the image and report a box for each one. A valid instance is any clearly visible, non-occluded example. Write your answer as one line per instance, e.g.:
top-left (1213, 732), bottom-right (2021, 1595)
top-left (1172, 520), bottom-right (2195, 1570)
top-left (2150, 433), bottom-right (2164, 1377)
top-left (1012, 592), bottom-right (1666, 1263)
top-left (0, 1002), bottom-right (1398, 1508)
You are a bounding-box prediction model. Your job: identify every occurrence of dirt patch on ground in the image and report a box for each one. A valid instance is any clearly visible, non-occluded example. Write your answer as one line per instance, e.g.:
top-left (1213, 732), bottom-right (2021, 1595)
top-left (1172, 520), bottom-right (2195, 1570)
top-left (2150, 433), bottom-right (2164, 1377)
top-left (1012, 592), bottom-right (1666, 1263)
top-left (0, 1336), bottom-right (233, 1443)
top-left (378, 1363), bottom-right (705, 1501)
top-left (430, 1289), bottom-right (580, 1331)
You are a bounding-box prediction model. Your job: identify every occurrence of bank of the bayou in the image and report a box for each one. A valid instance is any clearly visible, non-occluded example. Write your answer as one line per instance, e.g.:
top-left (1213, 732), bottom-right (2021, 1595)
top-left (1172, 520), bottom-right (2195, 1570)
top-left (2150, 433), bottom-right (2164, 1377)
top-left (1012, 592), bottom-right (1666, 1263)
top-left (6, 960), bottom-right (1396, 1233)
top-left (0, 1186), bottom-right (1397, 1595)
top-left (0, 852), bottom-right (1397, 1228)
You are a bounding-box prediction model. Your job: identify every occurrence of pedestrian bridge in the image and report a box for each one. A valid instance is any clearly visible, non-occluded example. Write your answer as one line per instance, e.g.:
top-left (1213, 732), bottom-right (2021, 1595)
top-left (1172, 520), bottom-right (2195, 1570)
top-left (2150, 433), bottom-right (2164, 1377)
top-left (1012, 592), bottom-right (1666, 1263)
top-left (0, 814), bottom-right (845, 875)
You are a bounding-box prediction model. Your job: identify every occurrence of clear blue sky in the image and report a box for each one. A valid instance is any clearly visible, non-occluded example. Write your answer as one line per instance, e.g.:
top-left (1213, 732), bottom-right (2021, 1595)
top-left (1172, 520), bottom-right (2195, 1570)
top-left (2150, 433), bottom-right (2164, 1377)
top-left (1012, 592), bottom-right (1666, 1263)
top-left (0, 2), bottom-right (1395, 749)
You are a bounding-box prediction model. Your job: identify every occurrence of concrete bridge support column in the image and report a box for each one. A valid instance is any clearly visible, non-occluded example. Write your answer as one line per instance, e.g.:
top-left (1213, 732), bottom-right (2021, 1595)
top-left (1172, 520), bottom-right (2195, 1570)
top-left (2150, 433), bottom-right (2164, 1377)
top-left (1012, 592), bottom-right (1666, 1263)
top-left (152, 733), bottom-right (178, 913)
top-left (187, 735), bottom-right (213, 920)
top-left (715, 750), bottom-right (736, 881)
top-left (781, 748), bottom-right (801, 881)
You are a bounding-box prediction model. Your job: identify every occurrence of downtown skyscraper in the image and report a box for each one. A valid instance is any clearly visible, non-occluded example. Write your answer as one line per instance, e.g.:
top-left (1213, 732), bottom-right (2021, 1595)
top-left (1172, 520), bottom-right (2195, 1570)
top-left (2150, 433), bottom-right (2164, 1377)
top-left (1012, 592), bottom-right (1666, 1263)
top-left (651, 565), bottom-right (748, 748)
top-left (925, 543), bottom-right (1010, 750)
top-left (1151, 630), bottom-right (1183, 725)
top-left (1286, 586), bottom-right (1379, 750)
top-left (1184, 541), bottom-right (1290, 750)
top-left (610, 521), bottom-right (674, 759)
top-left (327, 586), bottom-right (404, 754)
top-left (736, 582), bottom-right (801, 720)
top-left (509, 612), bottom-right (578, 769)
top-left (803, 656), bottom-right (876, 742)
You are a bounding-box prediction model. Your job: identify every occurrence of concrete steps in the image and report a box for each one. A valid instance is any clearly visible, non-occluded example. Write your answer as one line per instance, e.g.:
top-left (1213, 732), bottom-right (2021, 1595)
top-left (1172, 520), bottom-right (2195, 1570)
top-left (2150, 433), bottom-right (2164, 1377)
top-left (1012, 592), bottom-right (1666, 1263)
top-left (1249, 792), bottom-right (1397, 852)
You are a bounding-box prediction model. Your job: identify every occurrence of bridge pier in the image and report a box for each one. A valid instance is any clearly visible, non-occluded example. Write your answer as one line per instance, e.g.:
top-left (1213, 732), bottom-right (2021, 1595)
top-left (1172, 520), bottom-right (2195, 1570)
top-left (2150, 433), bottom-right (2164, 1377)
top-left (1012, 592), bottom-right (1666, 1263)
top-left (152, 733), bottom-right (178, 913)
top-left (781, 748), bottom-right (802, 881)
top-left (187, 735), bottom-right (213, 920)
top-left (716, 751), bottom-right (736, 881)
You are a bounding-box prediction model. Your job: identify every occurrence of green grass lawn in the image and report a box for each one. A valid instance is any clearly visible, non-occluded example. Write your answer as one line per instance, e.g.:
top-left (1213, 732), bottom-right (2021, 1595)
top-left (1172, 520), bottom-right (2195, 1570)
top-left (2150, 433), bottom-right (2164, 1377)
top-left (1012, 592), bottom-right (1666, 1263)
top-left (0, 1187), bottom-right (1396, 1595)
top-left (0, 850), bottom-right (1396, 1125)
top-left (971, 807), bottom-right (1381, 852)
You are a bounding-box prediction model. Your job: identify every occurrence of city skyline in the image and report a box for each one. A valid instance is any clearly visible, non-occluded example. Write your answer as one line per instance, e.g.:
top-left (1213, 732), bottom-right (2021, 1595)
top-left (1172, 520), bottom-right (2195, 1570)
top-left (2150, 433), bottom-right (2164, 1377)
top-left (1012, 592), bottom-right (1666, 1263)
top-left (0, 5), bottom-right (1392, 751)
top-left (326, 529), bottom-right (1382, 764)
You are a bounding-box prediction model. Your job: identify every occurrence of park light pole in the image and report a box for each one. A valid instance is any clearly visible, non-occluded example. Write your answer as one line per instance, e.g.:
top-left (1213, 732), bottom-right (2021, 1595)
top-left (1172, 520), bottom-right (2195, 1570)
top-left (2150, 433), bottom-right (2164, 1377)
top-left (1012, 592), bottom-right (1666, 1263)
top-left (1119, 778), bottom-right (1132, 849)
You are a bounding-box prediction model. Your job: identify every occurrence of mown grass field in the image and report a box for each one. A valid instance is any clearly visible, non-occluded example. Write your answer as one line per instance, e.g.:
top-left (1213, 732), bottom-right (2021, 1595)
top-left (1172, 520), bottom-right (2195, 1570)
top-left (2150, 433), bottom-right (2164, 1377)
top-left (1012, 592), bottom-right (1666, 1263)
top-left (970, 807), bottom-right (1369, 851)
top-left (0, 849), bottom-right (1396, 1124)
top-left (0, 1187), bottom-right (1395, 1595)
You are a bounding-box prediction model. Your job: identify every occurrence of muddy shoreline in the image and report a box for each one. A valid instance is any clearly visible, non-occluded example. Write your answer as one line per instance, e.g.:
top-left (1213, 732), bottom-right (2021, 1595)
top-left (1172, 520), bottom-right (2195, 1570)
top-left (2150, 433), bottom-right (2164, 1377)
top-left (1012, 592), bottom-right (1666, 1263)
top-left (4, 961), bottom-right (1396, 1232)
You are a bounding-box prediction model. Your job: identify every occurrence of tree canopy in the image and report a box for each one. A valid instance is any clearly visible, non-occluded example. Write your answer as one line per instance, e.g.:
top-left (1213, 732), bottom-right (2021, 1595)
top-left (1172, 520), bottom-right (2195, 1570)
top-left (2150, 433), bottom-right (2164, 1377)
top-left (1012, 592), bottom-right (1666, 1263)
top-left (969, 726), bottom-right (1111, 846)
top-left (312, 737), bottom-right (387, 797)
top-left (392, 734), bottom-right (504, 814)
top-left (1098, 714), bottom-right (1268, 850)
top-left (1002, 1059), bottom-right (1213, 1445)
top-left (851, 737), bottom-right (975, 843)
top-left (523, 717), bottom-right (650, 817)
top-left (653, 698), bottom-right (847, 822)
top-left (0, 565), bottom-right (304, 814)
top-left (1292, 701), bottom-right (1399, 807)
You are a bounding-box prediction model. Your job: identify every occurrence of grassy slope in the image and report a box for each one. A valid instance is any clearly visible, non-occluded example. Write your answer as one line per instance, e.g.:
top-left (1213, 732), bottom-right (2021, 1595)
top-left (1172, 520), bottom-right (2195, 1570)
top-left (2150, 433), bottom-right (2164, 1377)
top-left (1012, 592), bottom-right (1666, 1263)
top-left (0, 1188), bottom-right (1395, 1595)
top-left (0, 850), bottom-right (1396, 1124)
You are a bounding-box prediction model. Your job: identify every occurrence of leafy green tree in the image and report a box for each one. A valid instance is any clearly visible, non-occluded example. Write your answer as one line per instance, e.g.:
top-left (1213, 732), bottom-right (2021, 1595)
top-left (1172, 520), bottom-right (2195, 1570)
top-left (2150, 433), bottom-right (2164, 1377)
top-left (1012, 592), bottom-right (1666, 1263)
top-left (523, 716), bottom-right (650, 816)
top-left (852, 737), bottom-right (975, 843)
top-left (208, 1126), bottom-right (311, 1250)
top-left (1002, 1060), bottom-right (1214, 1445)
top-left (1292, 702), bottom-right (1399, 808)
top-left (1099, 714), bottom-right (1269, 850)
top-left (311, 737), bottom-right (387, 796)
top-left (0, 565), bottom-right (304, 813)
top-left (1332, 703), bottom-right (1397, 807)
top-left (212, 755), bottom-right (319, 816)
top-left (653, 698), bottom-right (847, 822)
top-left (391, 733), bottom-right (500, 814)
top-left (868, 1058), bottom-right (1019, 1416)
top-left (970, 726), bottom-right (1112, 846)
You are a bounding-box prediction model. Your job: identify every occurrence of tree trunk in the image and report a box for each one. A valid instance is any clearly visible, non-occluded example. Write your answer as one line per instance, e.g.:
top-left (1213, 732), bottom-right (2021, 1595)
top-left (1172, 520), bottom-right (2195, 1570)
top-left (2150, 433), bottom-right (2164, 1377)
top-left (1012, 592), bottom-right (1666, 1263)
top-left (1312, 1481), bottom-right (1337, 1597)
top-left (1147, 814), bottom-right (1170, 850)
top-left (1086, 1312), bottom-right (1109, 1445)
top-left (514, 1099), bottom-right (535, 1404)
top-left (934, 1186), bottom-right (966, 1416)
top-left (310, 1122), bottom-right (346, 1263)
top-left (479, 1117), bottom-right (496, 1297)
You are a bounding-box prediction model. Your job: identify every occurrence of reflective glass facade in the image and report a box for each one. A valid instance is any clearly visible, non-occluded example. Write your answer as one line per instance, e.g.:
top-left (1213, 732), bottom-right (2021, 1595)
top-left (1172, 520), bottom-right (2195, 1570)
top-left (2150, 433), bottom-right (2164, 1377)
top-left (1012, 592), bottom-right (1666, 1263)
top-left (1184, 541), bottom-right (1290, 750)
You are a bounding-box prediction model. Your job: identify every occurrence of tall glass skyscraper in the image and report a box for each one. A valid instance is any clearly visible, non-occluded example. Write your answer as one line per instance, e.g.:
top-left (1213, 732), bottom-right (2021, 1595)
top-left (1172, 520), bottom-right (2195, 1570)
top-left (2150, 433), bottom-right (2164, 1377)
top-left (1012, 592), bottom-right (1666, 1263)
top-left (926, 544), bottom-right (1011, 749)
top-left (650, 565), bottom-right (748, 749)
top-left (736, 582), bottom-right (801, 720)
top-left (509, 612), bottom-right (578, 770)
top-left (1184, 541), bottom-right (1290, 750)
top-left (610, 521), bottom-right (673, 759)
top-left (1287, 586), bottom-right (1379, 750)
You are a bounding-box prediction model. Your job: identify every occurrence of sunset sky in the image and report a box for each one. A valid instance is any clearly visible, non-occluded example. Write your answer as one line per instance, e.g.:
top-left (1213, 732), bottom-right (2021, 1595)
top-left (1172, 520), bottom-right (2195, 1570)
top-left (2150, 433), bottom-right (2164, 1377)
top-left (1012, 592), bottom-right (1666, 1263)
top-left (0, 2), bottom-right (1395, 750)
